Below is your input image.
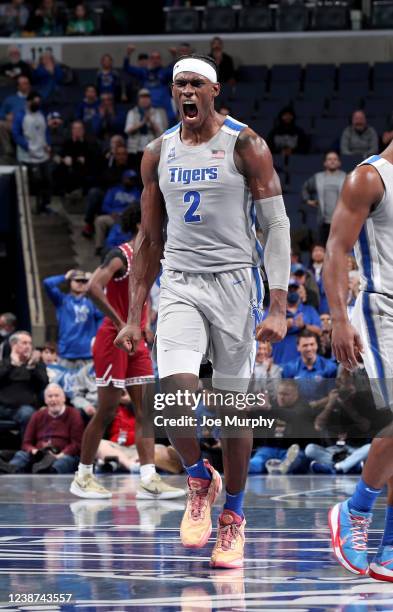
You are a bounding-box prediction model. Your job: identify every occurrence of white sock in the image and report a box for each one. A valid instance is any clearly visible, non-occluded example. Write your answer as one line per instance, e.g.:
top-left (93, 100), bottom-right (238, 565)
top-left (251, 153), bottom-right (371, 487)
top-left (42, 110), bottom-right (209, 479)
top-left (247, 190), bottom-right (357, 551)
top-left (140, 463), bottom-right (156, 484)
top-left (78, 463), bottom-right (93, 478)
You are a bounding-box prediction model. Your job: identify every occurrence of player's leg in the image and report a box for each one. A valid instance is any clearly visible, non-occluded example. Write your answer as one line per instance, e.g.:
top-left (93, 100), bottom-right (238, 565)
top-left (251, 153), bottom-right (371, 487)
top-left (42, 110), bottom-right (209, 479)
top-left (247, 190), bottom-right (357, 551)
top-left (329, 292), bottom-right (393, 576)
top-left (126, 382), bottom-right (185, 500)
top-left (70, 384), bottom-right (122, 499)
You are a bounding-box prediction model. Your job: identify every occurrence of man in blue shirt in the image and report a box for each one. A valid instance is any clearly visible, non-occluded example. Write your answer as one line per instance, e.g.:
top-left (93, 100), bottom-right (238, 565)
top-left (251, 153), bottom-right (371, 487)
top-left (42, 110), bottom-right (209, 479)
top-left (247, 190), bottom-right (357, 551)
top-left (43, 270), bottom-right (103, 368)
top-left (123, 45), bottom-right (174, 123)
top-left (282, 329), bottom-right (337, 400)
top-left (0, 75), bottom-right (31, 119)
top-left (94, 169), bottom-right (141, 255)
top-left (272, 279), bottom-right (321, 365)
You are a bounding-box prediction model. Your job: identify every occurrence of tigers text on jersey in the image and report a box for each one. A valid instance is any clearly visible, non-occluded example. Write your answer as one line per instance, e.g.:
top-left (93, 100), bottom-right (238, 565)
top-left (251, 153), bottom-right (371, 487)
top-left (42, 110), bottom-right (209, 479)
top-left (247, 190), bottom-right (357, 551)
top-left (355, 155), bottom-right (393, 297)
top-left (158, 116), bottom-right (263, 273)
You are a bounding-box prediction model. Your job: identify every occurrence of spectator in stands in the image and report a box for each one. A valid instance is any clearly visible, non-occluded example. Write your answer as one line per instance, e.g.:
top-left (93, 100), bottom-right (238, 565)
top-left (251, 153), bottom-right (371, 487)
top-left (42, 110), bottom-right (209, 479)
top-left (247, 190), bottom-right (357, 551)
top-left (306, 370), bottom-right (391, 474)
top-left (43, 270), bottom-right (103, 369)
top-left (82, 142), bottom-right (129, 238)
top-left (340, 110), bottom-right (378, 158)
top-left (248, 380), bottom-right (313, 475)
top-left (0, 75), bottom-right (30, 119)
top-left (55, 120), bottom-right (101, 196)
top-left (26, 0), bottom-right (65, 36)
top-left (218, 104), bottom-right (230, 116)
top-left (96, 54), bottom-right (120, 99)
top-left (209, 37), bottom-right (235, 84)
top-left (91, 92), bottom-right (126, 142)
top-left (382, 112), bottom-right (393, 147)
top-left (104, 134), bottom-right (126, 165)
top-left (0, 2), bottom-right (30, 37)
top-left (41, 341), bottom-right (59, 375)
top-left (271, 280), bottom-right (321, 366)
top-left (291, 263), bottom-right (320, 310)
top-left (71, 361), bottom-right (97, 420)
top-left (0, 45), bottom-right (31, 81)
top-left (319, 313), bottom-right (333, 359)
top-left (309, 244), bottom-right (329, 313)
top-left (66, 3), bottom-right (95, 36)
top-left (94, 170), bottom-right (140, 255)
top-left (302, 151), bottom-right (346, 245)
top-left (267, 106), bottom-right (309, 156)
top-left (250, 340), bottom-right (281, 400)
top-left (0, 312), bottom-right (16, 360)
top-left (125, 88), bottom-right (167, 173)
top-left (169, 43), bottom-right (192, 62)
top-left (123, 45), bottom-right (174, 123)
top-left (0, 111), bottom-right (16, 164)
top-left (13, 90), bottom-right (52, 214)
top-left (76, 85), bottom-right (100, 125)
top-left (347, 270), bottom-right (360, 319)
top-left (46, 111), bottom-right (66, 159)
top-left (0, 331), bottom-right (48, 435)
top-left (105, 203), bottom-right (140, 251)
top-left (283, 330), bottom-right (337, 400)
top-left (0, 383), bottom-right (83, 474)
top-left (32, 50), bottom-right (63, 100)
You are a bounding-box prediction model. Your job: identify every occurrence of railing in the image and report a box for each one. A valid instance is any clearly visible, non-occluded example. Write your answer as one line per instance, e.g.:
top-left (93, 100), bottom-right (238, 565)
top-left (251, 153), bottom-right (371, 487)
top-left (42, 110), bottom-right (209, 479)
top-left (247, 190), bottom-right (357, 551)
top-left (14, 166), bottom-right (45, 346)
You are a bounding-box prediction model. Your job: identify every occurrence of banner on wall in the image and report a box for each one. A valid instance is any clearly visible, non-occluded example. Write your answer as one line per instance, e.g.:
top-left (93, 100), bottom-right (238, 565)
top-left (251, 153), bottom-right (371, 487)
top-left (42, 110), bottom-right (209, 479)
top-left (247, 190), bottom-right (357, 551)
top-left (17, 42), bottom-right (63, 63)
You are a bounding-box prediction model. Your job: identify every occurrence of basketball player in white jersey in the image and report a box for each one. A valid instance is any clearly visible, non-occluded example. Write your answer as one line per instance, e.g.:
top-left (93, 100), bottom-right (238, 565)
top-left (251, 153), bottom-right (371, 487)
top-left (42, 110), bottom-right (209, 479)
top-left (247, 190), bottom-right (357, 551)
top-left (115, 54), bottom-right (291, 568)
top-left (324, 146), bottom-right (393, 582)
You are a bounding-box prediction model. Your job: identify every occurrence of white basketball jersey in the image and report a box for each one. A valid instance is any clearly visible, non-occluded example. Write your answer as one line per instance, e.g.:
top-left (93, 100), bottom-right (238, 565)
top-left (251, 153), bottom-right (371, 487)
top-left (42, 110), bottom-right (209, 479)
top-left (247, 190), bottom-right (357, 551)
top-left (354, 155), bottom-right (393, 296)
top-left (158, 116), bottom-right (263, 273)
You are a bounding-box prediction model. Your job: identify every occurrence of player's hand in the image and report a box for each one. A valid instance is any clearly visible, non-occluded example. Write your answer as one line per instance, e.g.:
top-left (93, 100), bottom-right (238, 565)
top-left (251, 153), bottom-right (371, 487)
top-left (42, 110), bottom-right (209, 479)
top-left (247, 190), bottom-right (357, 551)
top-left (256, 313), bottom-right (287, 343)
top-left (114, 323), bottom-right (141, 355)
top-left (331, 321), bottom-right (364, 371)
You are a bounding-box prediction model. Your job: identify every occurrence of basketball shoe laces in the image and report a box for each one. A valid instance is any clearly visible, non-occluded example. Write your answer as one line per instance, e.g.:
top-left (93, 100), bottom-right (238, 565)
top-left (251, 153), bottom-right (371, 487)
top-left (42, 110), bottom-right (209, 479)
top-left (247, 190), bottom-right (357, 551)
top-left (189, 487), bottom-right (209, 520)
top-left (217, 523), bottom-right (240, 551)
top-left (350, 514), bottom-right (371, 550)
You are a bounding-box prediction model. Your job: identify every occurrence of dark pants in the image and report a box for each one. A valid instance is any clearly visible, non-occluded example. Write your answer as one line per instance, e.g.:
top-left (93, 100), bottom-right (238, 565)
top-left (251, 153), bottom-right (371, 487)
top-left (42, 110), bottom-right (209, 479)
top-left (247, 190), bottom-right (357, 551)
top-left (0, 404), bottom-right (35, 436)
top-left (10, 450), bottom-right (79, 474)
top-left (26, 161), bottom-right (52, 213)
top-left (85, 187), bottom-right (104, 224)
top-left (319, 223), bottom-right (331, 246)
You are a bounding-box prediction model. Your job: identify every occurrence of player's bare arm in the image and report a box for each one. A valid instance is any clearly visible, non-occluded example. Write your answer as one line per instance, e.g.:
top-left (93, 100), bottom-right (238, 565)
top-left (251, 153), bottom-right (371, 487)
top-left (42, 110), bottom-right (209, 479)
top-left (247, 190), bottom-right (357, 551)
top-left (87, 255), bottom-right (126, 331)
top-left (323, 165), bottom-right (384, 370)
top-left (114, 137), bottom-right (165, 354)
top-left (235, 127), bottom-right (291, 343)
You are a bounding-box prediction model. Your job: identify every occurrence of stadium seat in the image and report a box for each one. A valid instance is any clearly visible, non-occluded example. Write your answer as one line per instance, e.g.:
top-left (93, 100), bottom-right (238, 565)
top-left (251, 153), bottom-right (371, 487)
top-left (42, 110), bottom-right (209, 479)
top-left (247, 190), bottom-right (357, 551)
top-left (286, 173), bottom-right (306, 194)
top-left (226, 83), bottom-right (261, 102)
top-left (311, 134), bottom-right (340, 153)
top-left (373, 62), bottom-right (393, 82)
top-left (271, 64), bottom-right (302, 83)
top-left (304, 63), bottom-right (336, 83)
top-left (326, 99), bottom-right (359, 118)
top-left (276, 4), bottom-right (308, 31)
top-left (335, 81), bottom-right (369, 102)
top-left (204, 7), bottom-right (236, 32)
top-left (302, 80), bottom-right (335, 102)
top-left (227, 99), bottom-right (256, 122)
top-left (287, 154), bottom-right (323, 174)
top-left (339, 63), bottom-right (370, 83)
top-left (294, 99), bottom-right (324, 119)
top-left (269, 81), bottom-right (300, 101)
top-left (311, 5), bottom-right (349, 30)
top-left (372, 1), bottom-right (393, 28)
top-left (372, 80), bottom-right (393, 97)
top-left (165, 8), bottom-right (199, 33)
top-left (238, 6), bottom-right (272, 32)
top-left (315, 117), bottom-right (348, 135)
top-left (363, 97), bottom-right (391, 118)
top-left (250, 118), bottom-right (272, 138)
top-left (340, 154), bottom-right (363, 172)
top-left (256, 100), bottom-right (283, 121)
top-left (76, 68), bottom-right (98, 87)
top-left (237, 65), bottom-right (268, 83)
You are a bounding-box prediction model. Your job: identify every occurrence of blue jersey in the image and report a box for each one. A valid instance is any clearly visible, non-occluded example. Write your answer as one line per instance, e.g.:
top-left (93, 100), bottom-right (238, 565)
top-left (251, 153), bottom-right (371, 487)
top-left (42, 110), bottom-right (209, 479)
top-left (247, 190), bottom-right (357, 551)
top-left (282, 355), bottom-right (337, 400)
top-left (43, 275), bottom-right (103, 359)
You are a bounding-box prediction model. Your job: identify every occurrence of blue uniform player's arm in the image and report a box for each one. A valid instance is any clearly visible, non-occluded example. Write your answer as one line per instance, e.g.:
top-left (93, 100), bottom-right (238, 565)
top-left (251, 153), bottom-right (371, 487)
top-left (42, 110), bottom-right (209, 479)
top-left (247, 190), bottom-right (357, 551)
top-left (323, 164), bottom-right (384, 369)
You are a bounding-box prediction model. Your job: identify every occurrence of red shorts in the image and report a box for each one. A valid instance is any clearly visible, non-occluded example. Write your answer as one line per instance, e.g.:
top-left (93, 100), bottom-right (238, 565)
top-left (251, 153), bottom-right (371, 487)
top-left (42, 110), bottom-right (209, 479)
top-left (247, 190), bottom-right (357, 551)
top-left (94, 323), bottom-right (154, 388)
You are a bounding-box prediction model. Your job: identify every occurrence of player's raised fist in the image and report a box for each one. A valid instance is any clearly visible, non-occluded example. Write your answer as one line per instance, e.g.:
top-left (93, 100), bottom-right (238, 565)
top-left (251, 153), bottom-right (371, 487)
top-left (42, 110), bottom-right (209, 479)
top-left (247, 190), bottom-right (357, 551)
top-left (114, 323), bottom-right (141, 355)
top-left (256, 313), bottom-right (287, 343)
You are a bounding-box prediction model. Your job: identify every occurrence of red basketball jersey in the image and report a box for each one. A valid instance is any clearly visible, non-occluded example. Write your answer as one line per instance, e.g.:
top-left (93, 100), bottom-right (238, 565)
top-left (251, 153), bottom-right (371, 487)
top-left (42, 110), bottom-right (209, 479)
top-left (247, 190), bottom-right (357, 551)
top-left (103, 242), bottom-right (147, 331)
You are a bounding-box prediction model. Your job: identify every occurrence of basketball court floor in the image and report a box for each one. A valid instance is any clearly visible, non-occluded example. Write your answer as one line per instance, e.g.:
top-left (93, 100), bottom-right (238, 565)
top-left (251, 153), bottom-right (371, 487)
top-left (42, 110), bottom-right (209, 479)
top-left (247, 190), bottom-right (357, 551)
top-left (0, 474), bottom-right (392, 611)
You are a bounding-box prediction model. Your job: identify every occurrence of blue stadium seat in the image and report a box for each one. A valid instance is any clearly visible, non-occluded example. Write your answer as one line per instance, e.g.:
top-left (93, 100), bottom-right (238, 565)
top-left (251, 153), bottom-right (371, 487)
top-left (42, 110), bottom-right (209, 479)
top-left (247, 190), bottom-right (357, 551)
top-left (269, 81), bottom-right (300, 100)
top-left (294, 99), bottom-right (324, 119)
top-left (249, 118), bottom-right (273, 138)
top-left (363, 97), bottom-right (391, 118)
top-left (326, 99), bottom-right (358, 118)
top-left (304, 63), bottom-right (336, 83)
top-left (237, 65), bottom-right (268, 83)
top-left (336, 81), bottom-right (369, 100)
top-left (374, 62), bottom-right (393, 82)
top-left (286, 173), bottom-right (306, 193)
top-left (372, 80), bottom-right (393, 97)
top-left (315, 117), bottom-right (348, 135)
top-left (228, 99), bottom-right (256, 121)
top-left (311, 133), bottom-right (339, 153)
top-left (287, 154), bottom-right (323, 174)
top-left (227, 83), bottom-right (261, 102)
top-left (339, 63), bottom-right (370, 83)
top-left (296, 116), bottom-right (313, 132)
top-left (288, 207), bottom-right (307, 231)
top-left (270, 64), bottom-right (302, 83)
top-left (76, 68), bottom-right (98, 87)
top-left (284, 193), bottom-right (303, 212)
top-left (302, 80), bottom-right (335, 102)
top-left (340, 154), bottom-right (363, 173)
top-left (257, 100), bottom-right (284, 120)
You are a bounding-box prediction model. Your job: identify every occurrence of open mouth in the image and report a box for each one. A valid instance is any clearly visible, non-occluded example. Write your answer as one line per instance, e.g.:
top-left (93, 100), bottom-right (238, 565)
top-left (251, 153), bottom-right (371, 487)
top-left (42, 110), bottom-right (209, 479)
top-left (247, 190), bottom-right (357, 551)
top-left (183, 102), bottom-right (198, 119)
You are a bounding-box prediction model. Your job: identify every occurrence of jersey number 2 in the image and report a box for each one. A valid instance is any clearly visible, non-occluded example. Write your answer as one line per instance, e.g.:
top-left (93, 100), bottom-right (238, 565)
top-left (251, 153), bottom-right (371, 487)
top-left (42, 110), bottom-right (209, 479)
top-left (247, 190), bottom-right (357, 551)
top-left (183, 190), bottom-right (202, 224)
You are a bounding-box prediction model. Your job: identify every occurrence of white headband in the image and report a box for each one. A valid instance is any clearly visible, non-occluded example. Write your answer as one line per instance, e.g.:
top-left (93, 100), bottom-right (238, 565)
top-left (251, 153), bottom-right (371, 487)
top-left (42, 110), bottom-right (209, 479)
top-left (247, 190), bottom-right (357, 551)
top-left (173, 58), bottom-right (217, 83)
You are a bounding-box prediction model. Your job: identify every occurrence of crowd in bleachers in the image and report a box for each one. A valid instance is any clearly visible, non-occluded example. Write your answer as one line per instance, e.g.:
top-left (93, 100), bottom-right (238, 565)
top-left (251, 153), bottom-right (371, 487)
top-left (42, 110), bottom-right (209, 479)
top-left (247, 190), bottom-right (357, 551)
top-left (0, 42), bottom-right (392, 477)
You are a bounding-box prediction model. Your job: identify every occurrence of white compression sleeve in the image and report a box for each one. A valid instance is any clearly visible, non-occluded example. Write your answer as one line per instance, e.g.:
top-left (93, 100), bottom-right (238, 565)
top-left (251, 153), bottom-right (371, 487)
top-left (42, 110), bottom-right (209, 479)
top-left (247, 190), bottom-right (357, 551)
top-left (254, 195), bottom-right (291, 291)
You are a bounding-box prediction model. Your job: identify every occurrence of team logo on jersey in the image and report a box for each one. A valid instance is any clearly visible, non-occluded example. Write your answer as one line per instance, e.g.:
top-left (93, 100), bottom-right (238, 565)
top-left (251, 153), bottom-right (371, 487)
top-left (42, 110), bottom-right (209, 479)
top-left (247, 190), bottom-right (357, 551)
top-left (168, 166), bottom-right (218, 185)
top-left (211, 149), bottom-right (225, 159)
top-left (167, 147), bottom-right (176, 162)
